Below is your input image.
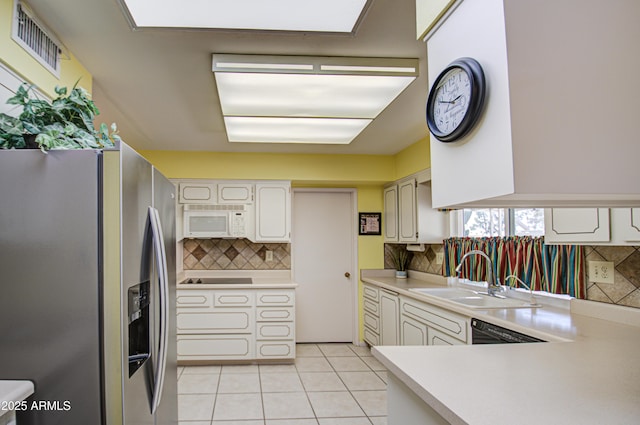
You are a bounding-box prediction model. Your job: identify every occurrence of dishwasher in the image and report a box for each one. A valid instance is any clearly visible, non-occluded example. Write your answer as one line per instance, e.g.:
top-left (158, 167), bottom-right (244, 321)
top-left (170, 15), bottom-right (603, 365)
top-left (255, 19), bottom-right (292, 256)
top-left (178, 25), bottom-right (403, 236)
top-left (471, 318), bottom-right (545, 344)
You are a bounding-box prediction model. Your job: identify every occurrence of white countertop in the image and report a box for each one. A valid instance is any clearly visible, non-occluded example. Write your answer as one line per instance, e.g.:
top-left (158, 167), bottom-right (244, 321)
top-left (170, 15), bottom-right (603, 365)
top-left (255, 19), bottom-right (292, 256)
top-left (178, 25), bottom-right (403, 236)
top-left (177, 270), bottom-right (297, 290)
top-left (0, 380), bottom-right (34, 418)
top-left (363, 269), bottom-right (640, 425)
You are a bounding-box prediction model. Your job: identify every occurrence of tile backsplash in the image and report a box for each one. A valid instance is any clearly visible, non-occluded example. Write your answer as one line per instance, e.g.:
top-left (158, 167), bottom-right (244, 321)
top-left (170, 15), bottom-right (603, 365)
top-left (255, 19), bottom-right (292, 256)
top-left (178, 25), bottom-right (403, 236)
top-left (385, 243), bottom-right (640, 309)
top-left (585, 245), bottom-right (640, 308)
top-left (384, 244), bottom-right (444, 275)
top-left (183, 239), bottom-right (291, 270)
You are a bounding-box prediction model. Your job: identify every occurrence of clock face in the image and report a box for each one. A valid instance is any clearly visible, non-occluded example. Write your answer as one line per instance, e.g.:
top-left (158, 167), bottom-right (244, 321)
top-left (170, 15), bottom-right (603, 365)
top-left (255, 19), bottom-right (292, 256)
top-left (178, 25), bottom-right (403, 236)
top-left (431, 68), bottom-right (472, 135)
top-left (426, 58), bottom-right (486, 143)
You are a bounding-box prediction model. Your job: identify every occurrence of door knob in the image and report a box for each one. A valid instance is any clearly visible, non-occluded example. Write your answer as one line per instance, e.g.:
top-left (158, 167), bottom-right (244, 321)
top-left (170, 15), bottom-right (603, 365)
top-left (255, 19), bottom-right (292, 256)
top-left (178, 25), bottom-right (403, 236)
top-left (344, 272), bottom-right (351, 278)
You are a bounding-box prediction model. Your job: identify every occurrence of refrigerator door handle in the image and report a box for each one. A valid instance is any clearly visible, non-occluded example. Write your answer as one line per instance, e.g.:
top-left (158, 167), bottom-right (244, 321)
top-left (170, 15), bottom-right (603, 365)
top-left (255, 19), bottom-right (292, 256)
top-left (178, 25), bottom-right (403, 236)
top-left (149, 206), bottom-right (169, 414)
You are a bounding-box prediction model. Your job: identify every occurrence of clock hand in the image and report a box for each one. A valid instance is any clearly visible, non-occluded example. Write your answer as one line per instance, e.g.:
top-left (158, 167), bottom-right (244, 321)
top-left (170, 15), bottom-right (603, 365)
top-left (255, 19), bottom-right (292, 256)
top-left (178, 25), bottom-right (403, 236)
top-left (438, 94), bottom-right (463, 105)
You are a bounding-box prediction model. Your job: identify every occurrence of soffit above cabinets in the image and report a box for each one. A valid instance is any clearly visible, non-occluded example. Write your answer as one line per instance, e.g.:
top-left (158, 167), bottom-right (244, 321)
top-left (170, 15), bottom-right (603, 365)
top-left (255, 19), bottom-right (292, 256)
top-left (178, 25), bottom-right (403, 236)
top-left (426, 0), bottom-right (640, 208)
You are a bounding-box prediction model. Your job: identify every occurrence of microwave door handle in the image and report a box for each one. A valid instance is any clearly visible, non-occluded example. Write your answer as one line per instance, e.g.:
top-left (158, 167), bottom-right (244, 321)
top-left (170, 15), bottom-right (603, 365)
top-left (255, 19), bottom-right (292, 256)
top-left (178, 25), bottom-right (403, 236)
top-left (148, 206), bottom-right (169, 414)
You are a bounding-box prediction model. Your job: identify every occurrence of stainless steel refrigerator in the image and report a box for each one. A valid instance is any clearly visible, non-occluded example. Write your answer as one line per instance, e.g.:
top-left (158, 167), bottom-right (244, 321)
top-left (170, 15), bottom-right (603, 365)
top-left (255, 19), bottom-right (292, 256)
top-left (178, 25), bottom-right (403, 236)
top-left (0, 142), bottom-right (178, 425)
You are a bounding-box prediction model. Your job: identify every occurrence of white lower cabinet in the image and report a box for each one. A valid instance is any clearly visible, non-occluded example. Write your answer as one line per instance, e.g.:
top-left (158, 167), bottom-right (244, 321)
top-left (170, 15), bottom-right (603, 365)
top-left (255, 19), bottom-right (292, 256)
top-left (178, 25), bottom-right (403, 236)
top-left (255, 289), bottom-right (296, 360)
top-left (380, 289), bottom-right (400, 345)
top-left (363, 283), bottom-right (381, 346)
top-left (400, 315), bottom-right (428, 346)
top-left (363, 284), bottom-right (469, 347)
top-left (177, 287), bottom-right (295, 362)
top-left (399, 296), bottom-right (469, 346)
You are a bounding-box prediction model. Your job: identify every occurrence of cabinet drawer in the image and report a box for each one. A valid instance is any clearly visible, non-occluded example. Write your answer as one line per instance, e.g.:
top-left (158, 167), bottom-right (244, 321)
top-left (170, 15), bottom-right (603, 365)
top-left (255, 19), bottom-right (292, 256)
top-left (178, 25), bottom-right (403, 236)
top-left (214, 291), bottom-right (254, 307)
top-left (176, 290), bottom-right (213, 309)
top-left (363, 298), bottom-right (380, 316)
top-left (257, 306), bottom-right (294, 322)
top-left (256, 322), bottom-right (295, 340)
top-left (363, 284), bottom-right (379, 301)
top-left (400, 297), bottom-right (468, 343)
top-left (363, 311), bottom-right (380, 333)
top-left (257, 290), bottom-right (295, 306)
top-left (177, 310), bottom-right (254, 334)
top-left (177, 335), bottom-right (254, 360)
top-left (256, 341), bottom-right (295, 359)
top-left (363, 327), bottom-right (379, 346)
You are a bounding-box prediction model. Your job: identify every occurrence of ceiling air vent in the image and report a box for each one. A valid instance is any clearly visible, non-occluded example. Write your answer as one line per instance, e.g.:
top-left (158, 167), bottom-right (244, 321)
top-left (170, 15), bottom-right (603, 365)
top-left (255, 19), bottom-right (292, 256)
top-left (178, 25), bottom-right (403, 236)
top-left (11, 0), bottom-right (62, 77)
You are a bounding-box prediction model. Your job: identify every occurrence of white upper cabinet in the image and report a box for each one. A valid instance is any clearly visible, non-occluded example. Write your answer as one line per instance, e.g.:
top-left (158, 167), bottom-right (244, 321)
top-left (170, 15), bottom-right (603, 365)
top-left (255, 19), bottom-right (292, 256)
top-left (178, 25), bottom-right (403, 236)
top-left (544, 208), bottom-right (610, 244)
top-left (383, 186), bottom-right (399, 242)
top-left (384, 170), bottom-right (449, 244)
top-left (544, 208), bottom-right (640, 244)
top-left (254, 182), bottom-right (291, 242)
top-left (218, 183), bottom-right (253, 204)
top-left (427, 0), bottom-right (640, 208)
top-left (179, 183), bottom-right (216, 204)
top-left (619, 208), bottom-right (640, 242)
top-left (398, 179), bottom-right (418, 242)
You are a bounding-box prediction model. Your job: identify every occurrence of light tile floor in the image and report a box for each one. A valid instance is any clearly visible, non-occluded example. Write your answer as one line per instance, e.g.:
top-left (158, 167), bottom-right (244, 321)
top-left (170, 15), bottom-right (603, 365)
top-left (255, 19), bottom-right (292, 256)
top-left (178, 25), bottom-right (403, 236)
top-left (178, 343), bottom-right (387, 425)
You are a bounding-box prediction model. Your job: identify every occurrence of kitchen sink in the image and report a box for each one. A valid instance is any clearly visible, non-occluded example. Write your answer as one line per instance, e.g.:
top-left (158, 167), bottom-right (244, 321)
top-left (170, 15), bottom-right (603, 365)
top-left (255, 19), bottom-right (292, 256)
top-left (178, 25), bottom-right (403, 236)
top-left (409, 287), bottom-right (539, 309)
top-left (448, 295), bottom-right (539, 309)
top-left (408, 287), bottom-right (478, 298)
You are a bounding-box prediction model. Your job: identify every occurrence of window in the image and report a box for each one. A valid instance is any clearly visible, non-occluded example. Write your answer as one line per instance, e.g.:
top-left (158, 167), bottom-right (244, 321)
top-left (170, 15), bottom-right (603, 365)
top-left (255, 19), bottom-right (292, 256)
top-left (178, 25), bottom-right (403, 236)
top-left (457, 208), bottom-right (544, 237)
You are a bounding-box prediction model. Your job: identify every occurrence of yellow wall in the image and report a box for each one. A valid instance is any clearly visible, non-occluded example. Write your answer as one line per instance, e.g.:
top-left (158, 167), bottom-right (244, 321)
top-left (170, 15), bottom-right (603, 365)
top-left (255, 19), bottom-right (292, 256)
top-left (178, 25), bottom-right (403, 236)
top-left (139, 150), bottom-right (396, 184)
top-left (394, 136), bottom-right (431, 179)
top-left (0, 0), bottom-right (92, 96)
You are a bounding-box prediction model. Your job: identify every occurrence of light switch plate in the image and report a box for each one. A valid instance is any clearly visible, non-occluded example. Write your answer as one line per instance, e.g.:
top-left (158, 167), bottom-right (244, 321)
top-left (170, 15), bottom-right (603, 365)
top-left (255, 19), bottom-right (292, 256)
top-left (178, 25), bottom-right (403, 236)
top-left (588, 260), bottom-right (615, 284)
top-left (265, 250), bottom-right (274, 262)
top-left (435, 252), bottom-right (444, 264)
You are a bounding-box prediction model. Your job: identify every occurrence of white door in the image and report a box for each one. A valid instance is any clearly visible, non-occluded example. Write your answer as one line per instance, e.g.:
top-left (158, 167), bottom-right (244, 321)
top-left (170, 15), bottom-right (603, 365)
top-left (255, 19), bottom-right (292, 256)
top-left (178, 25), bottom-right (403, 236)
top-left (292, 190), bottom-right (355, 343)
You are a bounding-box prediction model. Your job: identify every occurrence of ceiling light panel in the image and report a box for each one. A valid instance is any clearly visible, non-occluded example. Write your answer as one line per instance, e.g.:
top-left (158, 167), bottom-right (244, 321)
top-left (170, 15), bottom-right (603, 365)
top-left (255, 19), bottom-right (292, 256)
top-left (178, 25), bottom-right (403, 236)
top-left (215, 73), bottom-right (416, 118)
top-left (225, 117), bottom-right (371, 144)
top-left (121, 0), bottom-right (369, 32)
top-left (212, 54), bottom-right (419, 145)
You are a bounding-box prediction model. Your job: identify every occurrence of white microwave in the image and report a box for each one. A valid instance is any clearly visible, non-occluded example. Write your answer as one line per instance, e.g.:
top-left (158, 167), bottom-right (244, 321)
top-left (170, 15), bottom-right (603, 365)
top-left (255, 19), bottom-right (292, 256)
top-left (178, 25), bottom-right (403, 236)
top-left (183, 205), bottom-right (247, 238)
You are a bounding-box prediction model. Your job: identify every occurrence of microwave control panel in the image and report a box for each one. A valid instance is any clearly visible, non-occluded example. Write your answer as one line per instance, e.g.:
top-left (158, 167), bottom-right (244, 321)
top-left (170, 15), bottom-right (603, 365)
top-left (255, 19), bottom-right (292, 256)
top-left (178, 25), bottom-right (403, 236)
top-left (230, 211), bottom-right (246, 237)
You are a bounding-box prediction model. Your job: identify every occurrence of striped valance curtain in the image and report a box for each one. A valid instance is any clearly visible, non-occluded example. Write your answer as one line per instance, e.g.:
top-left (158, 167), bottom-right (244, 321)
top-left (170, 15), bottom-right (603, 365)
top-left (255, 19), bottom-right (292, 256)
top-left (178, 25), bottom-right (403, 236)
top-left (442, 237), bottom-right (586, 298)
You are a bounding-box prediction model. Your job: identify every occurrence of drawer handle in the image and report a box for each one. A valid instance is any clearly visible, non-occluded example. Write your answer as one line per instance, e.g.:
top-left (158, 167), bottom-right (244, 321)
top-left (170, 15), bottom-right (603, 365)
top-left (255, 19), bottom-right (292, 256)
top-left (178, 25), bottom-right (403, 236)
top-left (345, 272), bottom-right (351, 278)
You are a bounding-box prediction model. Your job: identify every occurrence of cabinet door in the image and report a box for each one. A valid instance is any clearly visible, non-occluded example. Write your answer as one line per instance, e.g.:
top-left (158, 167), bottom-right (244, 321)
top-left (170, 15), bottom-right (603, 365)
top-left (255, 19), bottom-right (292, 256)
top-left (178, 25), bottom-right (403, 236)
top-left (218, 183), bottom-right (253, 204)
top-left (379, 290), bottom-right (400, 345)
top-left (401, 315), bottom-right (428, 346)
top-left (398, 179), bottom-right (417, 242)
top-left (178, 183), bottom-right (215, 204)
top-left (255, 183), bottom-right (291, 242)
top-left (383, 186), bottom-right (399, 242)
top-left (429, 327), bottom-right (466, 346)
top-left (544, 208), bottom-right (610, 243)
top-left (621, 208), bottom-right (640, 242)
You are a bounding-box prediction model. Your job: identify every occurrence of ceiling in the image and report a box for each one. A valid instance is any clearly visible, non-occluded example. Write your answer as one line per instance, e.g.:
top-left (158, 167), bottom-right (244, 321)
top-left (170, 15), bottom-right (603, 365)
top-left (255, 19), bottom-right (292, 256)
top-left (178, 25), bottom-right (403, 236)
top-left (25, 0), bottom-right (429, 155)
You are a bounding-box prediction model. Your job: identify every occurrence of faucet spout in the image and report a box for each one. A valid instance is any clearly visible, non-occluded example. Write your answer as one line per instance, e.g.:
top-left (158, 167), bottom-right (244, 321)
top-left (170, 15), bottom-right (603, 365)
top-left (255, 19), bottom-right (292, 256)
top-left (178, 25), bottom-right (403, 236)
top-left (454, 250), bottom-right (501, 295)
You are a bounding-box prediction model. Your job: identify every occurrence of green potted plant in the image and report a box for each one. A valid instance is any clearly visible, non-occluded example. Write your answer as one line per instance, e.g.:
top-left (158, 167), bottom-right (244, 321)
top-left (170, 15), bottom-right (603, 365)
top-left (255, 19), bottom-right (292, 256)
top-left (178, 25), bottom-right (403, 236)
top-left (390, 246), bottom-right (412, 279)
top-left (0, 82), bottom-right (121, 151)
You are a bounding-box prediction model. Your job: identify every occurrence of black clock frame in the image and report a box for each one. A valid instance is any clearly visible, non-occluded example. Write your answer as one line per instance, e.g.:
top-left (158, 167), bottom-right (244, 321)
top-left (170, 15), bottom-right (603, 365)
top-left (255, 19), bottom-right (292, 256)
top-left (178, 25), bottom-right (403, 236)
top-left (426, 57), bottom-right (486, 143)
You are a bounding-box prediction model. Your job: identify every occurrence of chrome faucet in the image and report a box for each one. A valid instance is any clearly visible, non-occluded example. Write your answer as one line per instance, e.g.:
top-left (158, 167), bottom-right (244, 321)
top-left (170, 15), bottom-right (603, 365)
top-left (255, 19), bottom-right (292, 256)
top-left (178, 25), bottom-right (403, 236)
top-left (503, 275), bottom-right (538, 306)
top-left (454, 250), bottom-right (502, 296)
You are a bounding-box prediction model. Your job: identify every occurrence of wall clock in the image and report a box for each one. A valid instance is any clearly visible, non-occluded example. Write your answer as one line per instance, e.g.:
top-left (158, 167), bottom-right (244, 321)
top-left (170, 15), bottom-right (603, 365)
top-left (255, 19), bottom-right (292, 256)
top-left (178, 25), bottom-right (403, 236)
top-left (426, 57), bottom-right (486, 143)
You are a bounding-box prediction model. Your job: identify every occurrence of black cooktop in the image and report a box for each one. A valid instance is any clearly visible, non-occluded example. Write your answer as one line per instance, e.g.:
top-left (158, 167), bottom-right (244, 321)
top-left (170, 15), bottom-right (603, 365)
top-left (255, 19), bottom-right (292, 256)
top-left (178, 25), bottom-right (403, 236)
top-left (181, 277), bottom-right (253, 285)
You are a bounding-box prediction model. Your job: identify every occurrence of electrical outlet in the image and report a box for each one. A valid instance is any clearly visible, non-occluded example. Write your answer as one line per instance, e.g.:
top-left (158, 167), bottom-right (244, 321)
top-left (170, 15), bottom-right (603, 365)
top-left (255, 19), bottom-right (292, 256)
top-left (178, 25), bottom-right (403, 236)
top-left (588, 260), bottom-right (615, 284)
top-left (435, 252), bottom-right (444, 264)
top-left (265, 250), bottom-right (274, 262)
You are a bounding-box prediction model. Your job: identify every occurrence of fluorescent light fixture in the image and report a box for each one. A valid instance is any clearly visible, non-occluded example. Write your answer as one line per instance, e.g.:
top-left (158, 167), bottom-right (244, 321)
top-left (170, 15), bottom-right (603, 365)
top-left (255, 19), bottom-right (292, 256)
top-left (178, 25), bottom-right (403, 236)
top-left (212, 54), bottom-right (419, 145)
top-left (119, 0), bottom-right (370, 33)
top-left (225, 117), bottom-right (371, 144)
